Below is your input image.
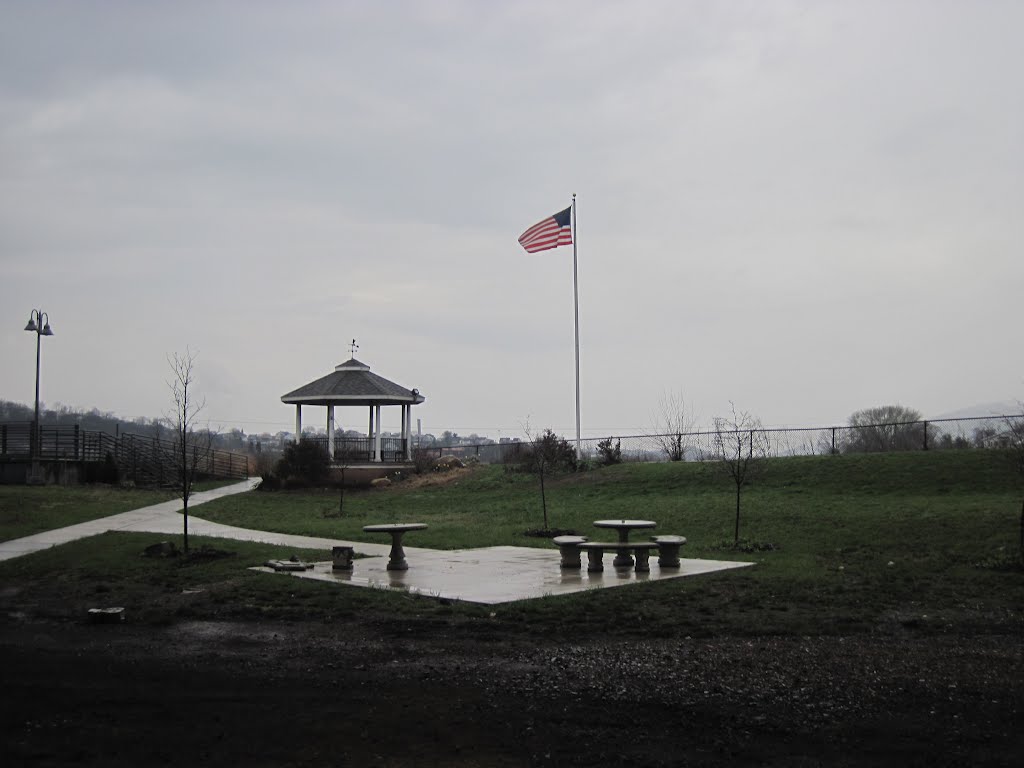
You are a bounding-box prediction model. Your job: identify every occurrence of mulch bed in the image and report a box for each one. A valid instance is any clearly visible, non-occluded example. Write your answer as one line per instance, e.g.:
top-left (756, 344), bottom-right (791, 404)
top-left (522, 528), bottom-right (578, 538)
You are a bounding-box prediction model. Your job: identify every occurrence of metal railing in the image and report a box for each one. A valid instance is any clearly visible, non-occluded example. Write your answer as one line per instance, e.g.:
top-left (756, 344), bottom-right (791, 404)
top-left (299, 435), bottom-right (408, 463)
top-left (0, 422), bottom-right (118, 462)
top-left (0, 422), bottom-right (249, 482)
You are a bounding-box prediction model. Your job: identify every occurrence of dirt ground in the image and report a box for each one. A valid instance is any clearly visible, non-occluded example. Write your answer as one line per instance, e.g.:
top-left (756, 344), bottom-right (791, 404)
top-left (1, 617), bottom-right (1021, 767)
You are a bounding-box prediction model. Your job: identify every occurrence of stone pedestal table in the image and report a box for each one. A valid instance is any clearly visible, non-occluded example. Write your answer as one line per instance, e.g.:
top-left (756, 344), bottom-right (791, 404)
top-left (362, 523), bottom-right (428, 571)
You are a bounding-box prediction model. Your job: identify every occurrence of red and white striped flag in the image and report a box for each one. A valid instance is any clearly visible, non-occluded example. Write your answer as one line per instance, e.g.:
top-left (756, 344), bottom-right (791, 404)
top-left (518, 207), bottom-right (573, 253)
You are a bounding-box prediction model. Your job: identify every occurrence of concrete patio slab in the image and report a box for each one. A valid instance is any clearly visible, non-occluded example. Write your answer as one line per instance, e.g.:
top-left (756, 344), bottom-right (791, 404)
top-left (251, 545), bottom-right (754, 605)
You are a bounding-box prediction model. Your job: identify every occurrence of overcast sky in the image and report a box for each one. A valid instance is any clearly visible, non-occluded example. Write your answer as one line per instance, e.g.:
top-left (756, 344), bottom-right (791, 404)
top-left (2, 0), bottom-right (1022, 439)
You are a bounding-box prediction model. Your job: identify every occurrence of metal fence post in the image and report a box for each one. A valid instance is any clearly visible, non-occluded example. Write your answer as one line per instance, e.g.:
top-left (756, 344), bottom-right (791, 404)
top-left (923, 421), bottom-right (928, 451)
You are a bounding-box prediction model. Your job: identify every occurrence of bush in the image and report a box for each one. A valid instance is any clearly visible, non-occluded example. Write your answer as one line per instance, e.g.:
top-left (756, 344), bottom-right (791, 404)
top-left (275, 439), bottom-right (330, 487)
top-left (257, 473), bottom-right (281, 491)
top-left (663, 433), bottom-right (685, 461)
top-left (412, 447), bottom-right (436, 474)
top-left (597, 437), bottom-right (622, 466)
top-left (509, 429), bottom-right (578, 474)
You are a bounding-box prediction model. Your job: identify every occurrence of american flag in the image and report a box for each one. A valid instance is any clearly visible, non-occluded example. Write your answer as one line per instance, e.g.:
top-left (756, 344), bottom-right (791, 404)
top-left (518, 207), bottom-right (573, 253)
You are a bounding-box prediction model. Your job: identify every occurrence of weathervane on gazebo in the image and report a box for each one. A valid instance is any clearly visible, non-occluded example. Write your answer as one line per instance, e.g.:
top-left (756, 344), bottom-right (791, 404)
top-left (349, 338), bottom-right (359, 358)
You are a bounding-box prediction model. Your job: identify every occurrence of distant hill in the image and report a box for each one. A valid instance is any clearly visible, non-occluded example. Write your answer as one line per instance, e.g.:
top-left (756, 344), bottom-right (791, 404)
top-left (930, 401), bottom-right (1023, 421)
top-left (0, 399), bottom-right (252, 453)
top-left (0, 399), bottom-right (163, 436)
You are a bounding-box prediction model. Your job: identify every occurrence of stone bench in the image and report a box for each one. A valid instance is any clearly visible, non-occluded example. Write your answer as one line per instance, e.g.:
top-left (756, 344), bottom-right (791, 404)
top-left (579, 541), bottom-right (662, 573)
top-left (651, 535), bottom-right (687, 568)
top-left (552, 535), bottom-right (589, 569)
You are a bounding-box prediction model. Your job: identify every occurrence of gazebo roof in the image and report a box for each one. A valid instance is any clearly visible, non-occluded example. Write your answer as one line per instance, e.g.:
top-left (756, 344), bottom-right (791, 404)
top-left (281, 358), bottom-right (425, 407)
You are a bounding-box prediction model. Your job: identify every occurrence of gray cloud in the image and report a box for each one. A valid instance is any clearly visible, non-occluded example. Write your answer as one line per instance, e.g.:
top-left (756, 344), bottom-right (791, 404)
top-left (2, 0), bottom-right (1022, 439)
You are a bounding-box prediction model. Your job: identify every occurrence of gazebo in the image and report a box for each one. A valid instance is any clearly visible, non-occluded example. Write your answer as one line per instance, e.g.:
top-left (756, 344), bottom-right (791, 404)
top-left (281, 358), bottom-right (425, 464)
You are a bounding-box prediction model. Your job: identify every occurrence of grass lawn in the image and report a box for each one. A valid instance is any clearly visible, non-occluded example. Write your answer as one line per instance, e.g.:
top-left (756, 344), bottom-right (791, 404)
top-left (0, 450), bottom-right (1021, 638)
top-left (0, 485), bottom-right (180, 542)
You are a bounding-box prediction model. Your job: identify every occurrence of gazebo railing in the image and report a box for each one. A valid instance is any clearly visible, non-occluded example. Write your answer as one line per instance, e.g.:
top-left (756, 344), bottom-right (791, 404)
top-left (301, 435), bottom-right (407, 463)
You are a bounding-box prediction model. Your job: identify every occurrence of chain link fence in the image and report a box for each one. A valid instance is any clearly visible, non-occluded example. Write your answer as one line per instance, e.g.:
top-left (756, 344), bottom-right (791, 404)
top-left (422, 414), bottom-right (1024, 465)
top-left (583, 414), bottom-right (1024, 462)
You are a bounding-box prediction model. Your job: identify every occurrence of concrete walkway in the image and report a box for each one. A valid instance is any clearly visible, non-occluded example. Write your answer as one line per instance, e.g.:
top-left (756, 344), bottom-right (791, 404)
top-left (0, 479), bottom-right (396, 562)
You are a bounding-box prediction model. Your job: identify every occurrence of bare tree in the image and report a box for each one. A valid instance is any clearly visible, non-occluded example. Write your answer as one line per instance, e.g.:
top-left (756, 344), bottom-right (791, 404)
top-left (711, 402), bottom-right (771, 547)
top-left (651, 390), bottom-right (697, 461)
top-left (329, 436), bottom-right (364, 517)
top-left (517, 419), bottom-right (576, 532)
top-left (167, 350), bottom-right (211, 554)
top-left (516, 418), bottom-right (548, 531)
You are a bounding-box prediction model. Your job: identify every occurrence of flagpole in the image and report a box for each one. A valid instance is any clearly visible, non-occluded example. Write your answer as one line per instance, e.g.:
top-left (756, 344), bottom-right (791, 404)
top-left (571, 193), bottom-right (581, 459)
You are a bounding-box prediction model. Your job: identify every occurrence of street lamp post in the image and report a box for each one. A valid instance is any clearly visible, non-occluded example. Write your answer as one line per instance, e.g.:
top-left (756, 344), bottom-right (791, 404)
top-left (24, 309), bottom-right (54, 485)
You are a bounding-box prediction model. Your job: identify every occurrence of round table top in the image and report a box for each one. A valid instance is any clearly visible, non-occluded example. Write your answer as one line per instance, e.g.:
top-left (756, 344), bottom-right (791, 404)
top-left (362, 523), bottom-right (428, 533)
top-left (593, 519), bottom-right (657, 530)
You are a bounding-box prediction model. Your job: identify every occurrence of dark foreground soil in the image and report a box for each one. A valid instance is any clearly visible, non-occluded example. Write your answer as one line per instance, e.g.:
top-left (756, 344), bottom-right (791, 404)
top-left (1, 619), bottom-right (1021, 767)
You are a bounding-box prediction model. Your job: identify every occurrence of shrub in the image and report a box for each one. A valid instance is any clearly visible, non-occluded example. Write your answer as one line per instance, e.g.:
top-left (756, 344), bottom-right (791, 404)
top-left (597, 437), bottom-right (622, 466)
top-left (663, 433), bottom-right (686, 461)
top-left (510, 429), bottom-right (578, 474)
top-left (275, 438), bottom-right (330, 487)
top-left (257, 472), bottom-right (281, 491)
top-left (412, 447), bottom-right (436, 474)
top-left (252, 452), bottom-right (275, 474)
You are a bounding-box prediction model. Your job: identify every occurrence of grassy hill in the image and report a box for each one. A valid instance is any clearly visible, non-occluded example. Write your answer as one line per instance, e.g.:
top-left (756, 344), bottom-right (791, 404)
top-left (197, 448), bottom-right (1022, 553)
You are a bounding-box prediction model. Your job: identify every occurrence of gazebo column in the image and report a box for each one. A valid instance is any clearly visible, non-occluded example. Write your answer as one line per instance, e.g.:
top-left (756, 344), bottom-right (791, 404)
top-left (373, 404), bottom-right (382, 462)
top-left (403, 404), bottom-right (412, 460)
top-left (327, 405), bottom-right (335, 460)
top-left (294, 405), bottom-right (302, 442)
top-left (400, 404), bottom-right (406, 460)
top-left (368, 407), bottom-right (374, 461)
